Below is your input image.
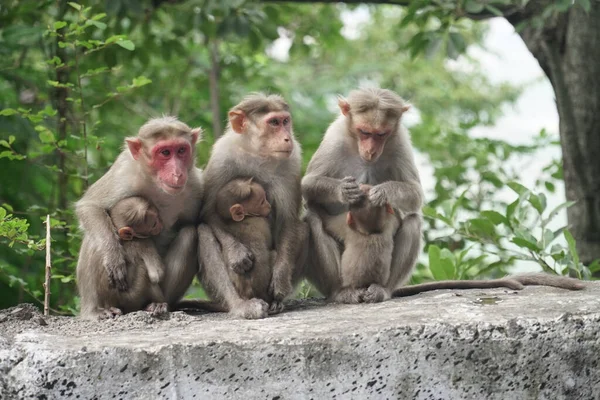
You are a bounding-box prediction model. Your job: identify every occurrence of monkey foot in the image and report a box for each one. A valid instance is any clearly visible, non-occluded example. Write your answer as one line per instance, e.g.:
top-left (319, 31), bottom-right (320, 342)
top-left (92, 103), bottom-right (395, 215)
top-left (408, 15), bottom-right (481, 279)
top-left (145, 302), bottom-right (169, 317)
top-left (228, 244), bottom-right (256, 274)
top-left (230, 298), bottom-right (269, 319)
top-left (361, 284), bottom-right (390, 303)
top-left (268, 301), bottom-right (285, 315)
top-left (333, 288), bottom-right (367, 304)
top-left (98, 307), bottom-right (123, 320)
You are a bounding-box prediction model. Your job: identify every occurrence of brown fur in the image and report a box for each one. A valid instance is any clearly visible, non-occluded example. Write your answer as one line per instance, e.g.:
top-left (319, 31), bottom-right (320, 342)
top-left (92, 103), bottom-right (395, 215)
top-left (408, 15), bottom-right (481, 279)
top-left (76, 117), bottom-right (203, 319)
top-left (192, 93), bottom-right (307, 319)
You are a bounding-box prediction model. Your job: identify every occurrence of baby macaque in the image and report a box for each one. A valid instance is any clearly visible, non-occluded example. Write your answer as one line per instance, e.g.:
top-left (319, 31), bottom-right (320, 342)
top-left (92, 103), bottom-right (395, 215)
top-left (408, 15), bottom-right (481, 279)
top-left (213, 178), bottom-right (280, 312)
top-left (79, 196), bottom-right (168, 318)
top-left (335, 184), bottom-right (401, 303)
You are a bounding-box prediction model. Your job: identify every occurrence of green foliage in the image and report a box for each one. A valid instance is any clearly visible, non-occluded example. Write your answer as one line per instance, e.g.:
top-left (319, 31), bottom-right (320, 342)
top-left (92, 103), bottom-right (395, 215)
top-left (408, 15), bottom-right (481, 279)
top-left (0, 0), bottom-right (592, 313)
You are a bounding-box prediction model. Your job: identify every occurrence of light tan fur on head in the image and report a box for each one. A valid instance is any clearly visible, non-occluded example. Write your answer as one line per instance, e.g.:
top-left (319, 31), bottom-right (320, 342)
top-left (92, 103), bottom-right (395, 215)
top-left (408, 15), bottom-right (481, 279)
top-left (136, 116), bottom-right (203, 143)
top-left (216, 178), bottom-right (271, 222)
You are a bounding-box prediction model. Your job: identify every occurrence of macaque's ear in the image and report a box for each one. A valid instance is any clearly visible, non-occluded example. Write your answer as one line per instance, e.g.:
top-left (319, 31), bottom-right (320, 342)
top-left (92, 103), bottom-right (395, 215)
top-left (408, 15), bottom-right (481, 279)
top-left (228, 110), bottom-right (246, 134)
top-left (118, 227), bottom-right (135, 241)
top-left (230, 204), bottom-right (246, 222)
top-left (400, 104), bottom-right (411, 114)
top-left (126, 138), bottom-right (143, 160)
top-left (385, 204), bottom-right (394, 215)
top-left (337, 96), bottom-right (351, 117)
top-left (191, 127), bottom-right (203, 145)
top-left (346, 212), bottom-right (354, 228)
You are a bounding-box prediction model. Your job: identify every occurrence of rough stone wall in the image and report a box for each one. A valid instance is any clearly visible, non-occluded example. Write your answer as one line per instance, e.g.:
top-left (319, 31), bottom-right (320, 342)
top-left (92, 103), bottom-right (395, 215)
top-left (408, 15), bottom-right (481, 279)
top-left (1, 284), bottom-right (599, 399)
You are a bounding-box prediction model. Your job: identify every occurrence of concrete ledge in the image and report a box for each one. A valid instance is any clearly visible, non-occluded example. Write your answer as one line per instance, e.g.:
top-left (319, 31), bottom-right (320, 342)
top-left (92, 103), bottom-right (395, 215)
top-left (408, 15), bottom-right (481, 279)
top-left (1, 284), bottom-right (600, 399)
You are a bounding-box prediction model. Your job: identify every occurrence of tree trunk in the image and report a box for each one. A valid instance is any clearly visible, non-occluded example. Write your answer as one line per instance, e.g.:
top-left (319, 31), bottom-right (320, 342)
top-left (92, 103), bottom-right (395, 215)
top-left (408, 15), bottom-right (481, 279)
top-left (208, 40), bottom-right (222, 139)
top-left (509, 5), bottom-right (600, 264)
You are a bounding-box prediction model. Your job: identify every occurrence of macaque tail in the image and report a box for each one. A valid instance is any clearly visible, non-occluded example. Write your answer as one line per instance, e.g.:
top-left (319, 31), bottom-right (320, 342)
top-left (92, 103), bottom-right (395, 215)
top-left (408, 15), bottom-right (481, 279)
top-left (392, 273), bottom-right (586, 298)
top-left (392, 278), bottom-right (524, 297)
top-left (175, 299), bottom-right (227, 313)
top-left (512, 273), bottom-right (586, 290)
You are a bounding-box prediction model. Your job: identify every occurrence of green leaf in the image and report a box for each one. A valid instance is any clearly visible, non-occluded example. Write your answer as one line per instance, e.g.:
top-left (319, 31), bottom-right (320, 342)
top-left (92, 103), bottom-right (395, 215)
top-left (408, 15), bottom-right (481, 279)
top-left (485, 5), bottom-right (504, 16)
top-left (116, 40), bottom-right (135, 51)
top-left (132, 76), bottom-right (152, 87)
top-left (39, 131), bottom-right (55, 144)
top-left (507, 181), bottom-right (528, 196)
top-left (0, 140), bottom-right (9, 149)
top-left (466, 218), bottom-right (497, 240)
top-left (68, 2), bottom-right (82, 10)
top-left (86, 20), bottom-right (107, 30)
top-left (428, 245), bottom-right (454, 280)
top-left (529, 192), bottom-right (547, 214)
top-left (465, 1), bottom-right (484, 13)
top-left (53, 21), bottom-right (67, 30)
top-left (8, 135), bottom-right (15, 145)
top-left (564, 230), bottom-right (579, 267)
top-left (0, 108), bottom-right (18, 116)
top-left (0, 207), bottom-right (6, 219)
top-left (543, 201), bottom-right (576, 226)
top-left (480, 210), bottom-right (508, 226)
top-left (511, 237), bottom-right (540, 252)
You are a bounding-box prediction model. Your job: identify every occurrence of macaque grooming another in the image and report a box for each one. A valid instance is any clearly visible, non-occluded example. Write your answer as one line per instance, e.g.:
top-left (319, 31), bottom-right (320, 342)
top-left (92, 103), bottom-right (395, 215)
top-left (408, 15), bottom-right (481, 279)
top-left (216, 178), bottom-right (279, 312)
top-left (192, 93), bottom-right (307, 319)
top-left (302, 87), bottom-right (585, 303)
top-left (76, 117), bottom-right (203, 319)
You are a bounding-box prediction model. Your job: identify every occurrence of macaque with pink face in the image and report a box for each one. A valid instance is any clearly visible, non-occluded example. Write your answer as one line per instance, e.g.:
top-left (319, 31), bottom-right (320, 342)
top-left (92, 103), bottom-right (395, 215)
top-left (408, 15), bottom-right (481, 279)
top-left (76, 117), bottom-right (203, 319)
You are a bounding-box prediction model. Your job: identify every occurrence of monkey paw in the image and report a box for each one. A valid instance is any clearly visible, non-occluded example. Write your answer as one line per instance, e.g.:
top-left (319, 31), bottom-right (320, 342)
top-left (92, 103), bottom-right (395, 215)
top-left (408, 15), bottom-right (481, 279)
top-left (361, 284), bottom-right (390, 303)
top-left (104, 251), bottom-right (128, 291)
top-left (340, 176), bottom-right (365, 205)
top-left (230, 298), bottom-right (269, 319)
top-left (268, 301), bottom-right (285, 315)
top-left (145, 302), bottom-right (169, 317)
top-left (333, 288), bottom-right (366, 304)
top-left (98, 307), bottom-right (123, 320)
top-left (269, 275), bottom-right (293, 302)
top-left (228, 244), bottom-right (256, 274)
top-left (368, 186), bottom-right (387, 206)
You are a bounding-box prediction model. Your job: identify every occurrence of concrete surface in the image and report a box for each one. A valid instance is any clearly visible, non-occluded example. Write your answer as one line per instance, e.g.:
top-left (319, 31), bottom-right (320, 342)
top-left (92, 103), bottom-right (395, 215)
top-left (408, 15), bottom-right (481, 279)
top-left (1, 284), bottom-right (599, 399)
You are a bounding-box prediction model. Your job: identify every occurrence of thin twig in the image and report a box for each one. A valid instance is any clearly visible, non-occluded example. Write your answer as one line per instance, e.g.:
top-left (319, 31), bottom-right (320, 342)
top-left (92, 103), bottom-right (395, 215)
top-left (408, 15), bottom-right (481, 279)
top-left (44, 215), bottom-right (52, 316)
top-left (73, 42), bottom-right (89, 188)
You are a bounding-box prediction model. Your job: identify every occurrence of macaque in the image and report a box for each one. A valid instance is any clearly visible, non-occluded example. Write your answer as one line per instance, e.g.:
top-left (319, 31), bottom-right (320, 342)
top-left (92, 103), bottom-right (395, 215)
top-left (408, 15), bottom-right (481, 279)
top-left (215, 178), bottom-right (279, 312)
top-left (76, 196), bottom-right (168, 317)
top-left (76, 117), bottom-right (203, 319)
top-left (302, 87), bottom-right (585, 303)
top-left (192, 93), bottom-right (307, 319)
top-left (111, 196), bottom-right (165, 289)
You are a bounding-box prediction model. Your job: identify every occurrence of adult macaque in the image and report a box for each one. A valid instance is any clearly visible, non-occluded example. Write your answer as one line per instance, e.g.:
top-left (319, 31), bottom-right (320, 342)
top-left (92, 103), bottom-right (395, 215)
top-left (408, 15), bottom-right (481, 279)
top-left (302, 88), bottom-right (585, 303)
top-left (76, 117), bottom-right (203, 319)
top-left (194, 93), bottom-right (306, 319)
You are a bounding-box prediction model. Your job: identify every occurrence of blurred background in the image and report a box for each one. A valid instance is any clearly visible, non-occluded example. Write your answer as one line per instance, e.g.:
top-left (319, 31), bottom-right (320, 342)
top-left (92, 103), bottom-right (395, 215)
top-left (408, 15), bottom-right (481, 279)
top-left (0, 0), bottom-right (596, 314)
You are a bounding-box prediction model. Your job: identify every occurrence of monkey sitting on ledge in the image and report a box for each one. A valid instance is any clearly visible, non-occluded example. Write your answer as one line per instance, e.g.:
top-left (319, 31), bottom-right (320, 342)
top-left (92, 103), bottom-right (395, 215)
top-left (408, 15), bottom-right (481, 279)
top-left (180, 178), bottom-right (281, 315)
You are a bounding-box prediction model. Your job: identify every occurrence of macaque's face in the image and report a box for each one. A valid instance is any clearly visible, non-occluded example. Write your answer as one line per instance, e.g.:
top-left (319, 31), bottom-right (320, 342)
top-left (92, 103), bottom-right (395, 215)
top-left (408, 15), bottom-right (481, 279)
top-left (255, 111), bottom-right (294, 160)
top-left (148, 138), bottom-right (194, 194)
top-left (116, 206), bottom-right (162, 240)
top-left (127, 131), bottom-right (199, 196)
top-left (351, 112), bottom-right (394, 163)
top-left (244, 184), bottom-right (272, 217)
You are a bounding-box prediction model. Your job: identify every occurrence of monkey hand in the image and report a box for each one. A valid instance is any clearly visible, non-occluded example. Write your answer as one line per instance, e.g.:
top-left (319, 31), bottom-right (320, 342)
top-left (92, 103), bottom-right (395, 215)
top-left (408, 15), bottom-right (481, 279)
top-left (339, 176), bottom-right (365, 205)
top-left (269, 272), bottom-right (293, 302)
top-left (104, 249), bottom-right (128, 291)
top-left (368, 185), bottom-right (388, 206)
top-left (230, 298), bottom-right (269, 319)
top-left (227, 242), bottom-right (256, 274)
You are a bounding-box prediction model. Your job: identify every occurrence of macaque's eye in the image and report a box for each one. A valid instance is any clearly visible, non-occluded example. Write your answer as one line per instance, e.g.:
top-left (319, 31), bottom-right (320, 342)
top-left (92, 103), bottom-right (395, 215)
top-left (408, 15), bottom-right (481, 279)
top-left (161, 149), bottom-right (171, 157)
top-left (376, 132), bottom-right (387, 138)
top-left (282, 118), bottom-right (290, 126)
top-left (269, 119), bottom-right (280, 126)
top-left (178, 147), bottom-right (187, 155)
top-left (358, 129), bottom-right (370, 137)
